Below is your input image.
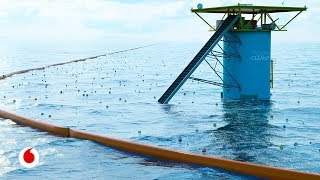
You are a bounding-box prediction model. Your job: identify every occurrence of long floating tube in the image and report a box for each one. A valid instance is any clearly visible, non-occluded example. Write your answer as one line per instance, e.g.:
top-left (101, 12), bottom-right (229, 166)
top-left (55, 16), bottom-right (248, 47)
top-left (0, 44), bottom-right (158, 81)
top-left (0, 109), bottom-right (319, 179)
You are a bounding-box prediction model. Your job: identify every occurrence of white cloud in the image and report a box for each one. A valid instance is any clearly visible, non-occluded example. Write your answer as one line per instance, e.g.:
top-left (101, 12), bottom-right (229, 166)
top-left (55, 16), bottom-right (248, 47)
top-left (0, 0), bottom-right (318, 45)
top-left (0, 0), bottom-right (190, 43)
top-left (0, 11), bottom-right (8, 18)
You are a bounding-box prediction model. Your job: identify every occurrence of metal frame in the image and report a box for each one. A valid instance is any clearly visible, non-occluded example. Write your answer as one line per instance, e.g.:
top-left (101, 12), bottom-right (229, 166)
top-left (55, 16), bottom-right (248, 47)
top-left (280, 10), bottom-right (304, 30)
top-left (159, 15), bottom-right (240, 104)
top-left (223, 36), bottom-right (241, 60)
top-left (189, 77), bottom-right (227, 88)
top-left (191, 5), bottom-right (307, 14)
top-left (194, 12), bottom-right (216, 31)
top-left (196, 5), bottom-right (306, 32)
top-left (180, 4), bottom-right (307, 101)
top-left (189, 37), bottom-right (242, 90)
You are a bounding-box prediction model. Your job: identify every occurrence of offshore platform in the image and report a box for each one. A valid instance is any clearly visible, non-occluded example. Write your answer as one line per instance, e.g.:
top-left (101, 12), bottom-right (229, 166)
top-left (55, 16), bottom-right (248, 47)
top-left (158, 4), bottom-right (307, 104)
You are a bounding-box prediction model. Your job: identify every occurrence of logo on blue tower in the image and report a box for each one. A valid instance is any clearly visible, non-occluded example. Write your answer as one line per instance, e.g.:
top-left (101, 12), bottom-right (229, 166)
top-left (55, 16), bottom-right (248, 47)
top-left (251, 51), bottom-right (270, 61)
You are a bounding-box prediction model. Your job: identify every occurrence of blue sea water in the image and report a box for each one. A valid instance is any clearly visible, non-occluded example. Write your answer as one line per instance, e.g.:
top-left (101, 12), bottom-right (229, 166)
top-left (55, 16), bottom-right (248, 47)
top-left (0, 42), bottom-right (320, 179)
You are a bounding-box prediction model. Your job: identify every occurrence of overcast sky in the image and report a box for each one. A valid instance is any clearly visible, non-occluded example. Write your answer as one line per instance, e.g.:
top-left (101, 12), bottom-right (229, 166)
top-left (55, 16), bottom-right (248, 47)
top-left (0, 0), bottom-right (318, 47)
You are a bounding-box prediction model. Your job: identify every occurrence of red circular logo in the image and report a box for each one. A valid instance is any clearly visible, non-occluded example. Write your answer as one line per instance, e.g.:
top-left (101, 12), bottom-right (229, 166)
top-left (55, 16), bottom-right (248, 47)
top-left (19, 147), bottom-right (39, 168)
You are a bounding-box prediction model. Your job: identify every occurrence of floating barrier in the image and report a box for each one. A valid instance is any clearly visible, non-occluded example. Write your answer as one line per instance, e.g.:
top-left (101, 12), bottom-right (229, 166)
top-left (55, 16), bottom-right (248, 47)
top-left (0, 110), bottom-right (69, 137)
top-left (0, 44), bottom-right (158, 81)
top-left (0, 109), bottom-right (319, 179)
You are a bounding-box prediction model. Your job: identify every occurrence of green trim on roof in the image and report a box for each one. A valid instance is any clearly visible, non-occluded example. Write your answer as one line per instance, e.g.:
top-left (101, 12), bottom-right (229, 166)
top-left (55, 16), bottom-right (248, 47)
top-left (191, 5), bottom-right (307, 14)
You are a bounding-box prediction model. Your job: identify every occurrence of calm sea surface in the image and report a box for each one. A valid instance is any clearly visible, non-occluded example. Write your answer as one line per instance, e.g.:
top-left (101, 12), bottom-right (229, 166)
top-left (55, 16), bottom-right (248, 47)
top-left (0, 42), bottom-right (320, 179)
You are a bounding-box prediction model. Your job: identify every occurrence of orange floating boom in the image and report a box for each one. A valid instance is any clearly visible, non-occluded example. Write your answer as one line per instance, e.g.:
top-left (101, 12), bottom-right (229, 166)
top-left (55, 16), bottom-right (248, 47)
top-left (0, 109), bottom-right (319, 179)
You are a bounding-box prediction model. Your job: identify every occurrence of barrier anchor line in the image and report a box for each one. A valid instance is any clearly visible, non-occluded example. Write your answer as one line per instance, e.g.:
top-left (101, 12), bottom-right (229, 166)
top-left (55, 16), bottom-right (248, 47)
top-left (0, 109), bottom-right (319, 180)
top-left (0, 44), bottom-right (158, 81)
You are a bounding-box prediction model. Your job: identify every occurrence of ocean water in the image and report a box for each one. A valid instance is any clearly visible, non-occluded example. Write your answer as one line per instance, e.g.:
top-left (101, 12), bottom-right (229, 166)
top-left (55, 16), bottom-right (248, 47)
top-left (0, 42), bottom-right (320, 179)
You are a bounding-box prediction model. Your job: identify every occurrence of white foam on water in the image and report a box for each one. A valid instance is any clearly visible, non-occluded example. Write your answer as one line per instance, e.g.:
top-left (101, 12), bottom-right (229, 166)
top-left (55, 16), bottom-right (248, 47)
top-left (38, 147), bottom-right (59, 167)
top-left (0, 119), bottom-right (16, 126)
top-left (56, 153), bottom-right (64, 157)
top-left (0, 153), bottom-right (17, 177)
top-left (41, 147), bottom-right (57, 156)
top-left (0, 137), bottom-right (17, 146)
top-left (0, 125), bottom-right (16, 147)
top-left (0, 120), bottom-right (20, 177)
top-left (25, 137), bottom-right (50, 147)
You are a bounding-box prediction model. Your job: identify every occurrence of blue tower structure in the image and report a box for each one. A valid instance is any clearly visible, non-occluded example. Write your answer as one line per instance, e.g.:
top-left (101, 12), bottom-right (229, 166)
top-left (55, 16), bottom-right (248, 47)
top-left (223, 31), bottom-right (271, 100)
top-left (158, 4), bottom-right (307, 104)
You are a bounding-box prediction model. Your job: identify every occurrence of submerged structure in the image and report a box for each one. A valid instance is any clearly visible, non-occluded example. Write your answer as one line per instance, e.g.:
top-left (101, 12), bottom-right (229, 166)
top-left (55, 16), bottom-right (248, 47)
top-left (159, 4), bottom-right (307, 104)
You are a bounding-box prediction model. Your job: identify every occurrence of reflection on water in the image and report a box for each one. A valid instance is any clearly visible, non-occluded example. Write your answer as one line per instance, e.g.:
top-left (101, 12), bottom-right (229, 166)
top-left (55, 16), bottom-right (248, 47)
top-left (215, 100), bottom-right (274, 162)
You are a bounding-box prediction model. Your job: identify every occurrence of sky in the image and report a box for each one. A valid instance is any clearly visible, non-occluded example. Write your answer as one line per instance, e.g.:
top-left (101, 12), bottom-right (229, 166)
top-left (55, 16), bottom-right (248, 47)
top-left (0, 0), bottom-right (319, 48)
